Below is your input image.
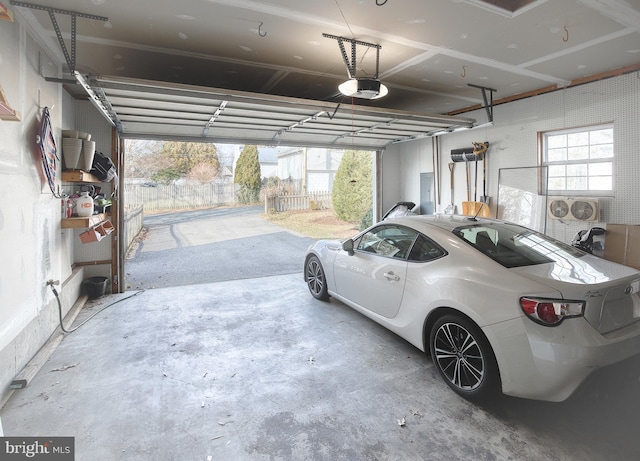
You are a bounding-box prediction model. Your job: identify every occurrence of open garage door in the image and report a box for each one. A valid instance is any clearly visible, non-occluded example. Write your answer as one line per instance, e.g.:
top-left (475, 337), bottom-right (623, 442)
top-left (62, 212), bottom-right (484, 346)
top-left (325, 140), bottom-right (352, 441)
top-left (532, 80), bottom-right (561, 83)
top-left (79, 75), bottom-right (476, 150)
top-left (75, 75), bottom-right (477, 292)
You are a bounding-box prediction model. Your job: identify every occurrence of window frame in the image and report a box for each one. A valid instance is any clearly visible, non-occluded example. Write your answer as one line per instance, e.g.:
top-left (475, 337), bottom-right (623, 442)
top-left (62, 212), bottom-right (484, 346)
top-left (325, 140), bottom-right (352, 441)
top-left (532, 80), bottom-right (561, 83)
top-left (407, 233), bottom-right (447, 263)
top-left (540, 123), bottom-right (614, 197)
top-left (452, 223), bottom-right (586, 268)
top-left (353, 224), bottom-right (446, 263)
top-left (355, 224), bottom-right (418, 260)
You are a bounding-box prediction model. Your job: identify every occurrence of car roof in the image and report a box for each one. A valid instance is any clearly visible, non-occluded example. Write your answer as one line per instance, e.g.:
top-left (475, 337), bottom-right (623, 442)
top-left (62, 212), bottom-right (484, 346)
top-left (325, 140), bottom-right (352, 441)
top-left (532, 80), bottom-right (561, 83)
top-left (384, 214), bottom-right (504, 233)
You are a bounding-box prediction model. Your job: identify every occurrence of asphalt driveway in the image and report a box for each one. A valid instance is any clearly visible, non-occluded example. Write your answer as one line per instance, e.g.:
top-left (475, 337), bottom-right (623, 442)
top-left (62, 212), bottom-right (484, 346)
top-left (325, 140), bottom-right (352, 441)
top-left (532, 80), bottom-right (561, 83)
top-left (125, 206), bottom-right (315, 289)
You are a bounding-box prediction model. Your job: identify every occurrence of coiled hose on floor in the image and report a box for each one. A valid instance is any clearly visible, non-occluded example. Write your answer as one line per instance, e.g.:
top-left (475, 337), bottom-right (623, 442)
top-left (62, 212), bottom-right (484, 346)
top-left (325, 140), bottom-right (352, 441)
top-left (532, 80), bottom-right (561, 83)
top-left (47, 280), bottom-right (143, 334)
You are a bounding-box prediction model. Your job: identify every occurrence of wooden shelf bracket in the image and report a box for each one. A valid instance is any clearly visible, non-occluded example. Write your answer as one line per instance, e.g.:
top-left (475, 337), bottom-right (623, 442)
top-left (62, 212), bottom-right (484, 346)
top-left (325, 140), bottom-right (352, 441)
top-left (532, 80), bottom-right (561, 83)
top-left (0, 84), bottom-right (20, 121)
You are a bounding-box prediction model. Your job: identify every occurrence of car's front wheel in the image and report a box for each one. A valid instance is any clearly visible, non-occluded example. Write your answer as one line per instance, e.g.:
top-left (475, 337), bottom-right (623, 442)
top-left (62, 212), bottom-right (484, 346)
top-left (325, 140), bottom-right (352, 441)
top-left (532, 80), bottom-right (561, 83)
top-left (430, 314), bottom-right (499, 400)
top-left (305, 255), bottom-right (329, 301)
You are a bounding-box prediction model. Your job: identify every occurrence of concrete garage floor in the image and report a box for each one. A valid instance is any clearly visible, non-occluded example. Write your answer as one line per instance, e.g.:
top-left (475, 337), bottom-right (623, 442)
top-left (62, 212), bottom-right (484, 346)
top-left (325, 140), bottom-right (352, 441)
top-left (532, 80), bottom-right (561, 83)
top-left (3, 276), bottom-right (640, 460)
top-left (3, 208), bottom-right (640, 460)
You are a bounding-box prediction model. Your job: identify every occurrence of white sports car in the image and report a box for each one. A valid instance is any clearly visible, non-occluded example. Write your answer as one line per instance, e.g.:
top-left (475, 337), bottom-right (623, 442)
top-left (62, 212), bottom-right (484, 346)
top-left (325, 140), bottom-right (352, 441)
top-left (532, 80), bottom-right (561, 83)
top-left (304, 210), bottom-right (640, 401)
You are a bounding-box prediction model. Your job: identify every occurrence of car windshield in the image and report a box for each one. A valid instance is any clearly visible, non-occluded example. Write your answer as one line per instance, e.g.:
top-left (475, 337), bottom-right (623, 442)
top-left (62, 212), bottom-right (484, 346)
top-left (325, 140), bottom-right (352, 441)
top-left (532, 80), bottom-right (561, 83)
top-left (452, 222), bottom-right (586, 268)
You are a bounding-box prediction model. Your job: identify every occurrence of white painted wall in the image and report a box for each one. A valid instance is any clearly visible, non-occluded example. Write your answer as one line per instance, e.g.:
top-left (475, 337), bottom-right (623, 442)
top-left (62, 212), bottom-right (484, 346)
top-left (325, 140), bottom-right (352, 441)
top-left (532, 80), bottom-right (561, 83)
top-left (278, 148), bottom-right (345, 192)
top-left (278, 150), bottom-right (303, 180)
top-left (261, 163), bottom-right (277, 179)
top-left (380, 145), bottom-right (404, 216)
top-left (0, 15), bottom-right (105, 405)
top-left (306, 148), bottom-right (344, 192)
top-left (382, 73), bottom-right (640, 244)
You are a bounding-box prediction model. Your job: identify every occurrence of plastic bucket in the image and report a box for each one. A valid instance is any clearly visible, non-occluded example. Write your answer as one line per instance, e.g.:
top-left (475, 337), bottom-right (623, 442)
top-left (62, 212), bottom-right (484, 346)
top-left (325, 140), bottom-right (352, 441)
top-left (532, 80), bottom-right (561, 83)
top-left (82, 276), bottom-right (109, 299)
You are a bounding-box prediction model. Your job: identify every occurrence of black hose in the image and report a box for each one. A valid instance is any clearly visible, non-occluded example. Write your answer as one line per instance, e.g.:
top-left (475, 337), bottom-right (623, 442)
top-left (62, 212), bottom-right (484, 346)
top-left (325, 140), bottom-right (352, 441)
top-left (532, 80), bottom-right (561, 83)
top-left (47, 281), bottom-right (143, 334)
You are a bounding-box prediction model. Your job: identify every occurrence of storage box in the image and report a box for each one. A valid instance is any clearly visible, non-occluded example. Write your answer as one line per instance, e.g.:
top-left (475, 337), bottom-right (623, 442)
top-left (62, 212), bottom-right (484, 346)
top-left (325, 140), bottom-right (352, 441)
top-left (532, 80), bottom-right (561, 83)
top-left (79, 227), bottom-right (102, 244)
top-left (97, 220), bottom-right (114, 237)
top-left (603, 224), bottom-right (640, 270)
top-left (78, 220), bottom-right (114, 244)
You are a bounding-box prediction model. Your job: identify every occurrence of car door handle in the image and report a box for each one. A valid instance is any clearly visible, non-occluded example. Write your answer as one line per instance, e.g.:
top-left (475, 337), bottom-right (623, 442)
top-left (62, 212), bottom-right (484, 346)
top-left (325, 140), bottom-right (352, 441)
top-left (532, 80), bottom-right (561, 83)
top-left (383, 271), bottom-right (400, 282)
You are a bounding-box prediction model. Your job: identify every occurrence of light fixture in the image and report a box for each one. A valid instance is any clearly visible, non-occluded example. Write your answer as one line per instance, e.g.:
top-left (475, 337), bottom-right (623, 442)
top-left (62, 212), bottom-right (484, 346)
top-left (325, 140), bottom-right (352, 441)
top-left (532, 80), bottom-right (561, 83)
top-left (338, 78), bottom-right (388, 99)
top-left (323, 33), bottom-right (389, 100)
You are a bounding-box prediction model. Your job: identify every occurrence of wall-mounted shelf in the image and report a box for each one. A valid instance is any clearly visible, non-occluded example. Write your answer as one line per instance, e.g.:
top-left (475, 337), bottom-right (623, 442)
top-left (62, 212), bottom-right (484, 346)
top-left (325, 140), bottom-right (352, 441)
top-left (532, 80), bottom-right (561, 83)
top-left (61, 170), bottom-right (101, 183)
top-left (61, 213), bottom-right (109, 229)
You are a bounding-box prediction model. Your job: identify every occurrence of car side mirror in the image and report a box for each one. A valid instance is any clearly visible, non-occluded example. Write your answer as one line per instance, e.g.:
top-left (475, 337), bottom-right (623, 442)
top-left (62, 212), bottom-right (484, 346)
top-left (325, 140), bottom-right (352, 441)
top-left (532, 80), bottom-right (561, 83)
top-left (342, 239), bottom-right (355, 256)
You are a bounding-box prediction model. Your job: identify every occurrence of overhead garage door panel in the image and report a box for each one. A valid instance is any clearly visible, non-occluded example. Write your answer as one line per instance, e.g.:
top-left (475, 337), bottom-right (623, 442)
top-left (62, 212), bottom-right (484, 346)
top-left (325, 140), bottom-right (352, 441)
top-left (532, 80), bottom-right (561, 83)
top-left (87, 76), bottom-right (476, 150)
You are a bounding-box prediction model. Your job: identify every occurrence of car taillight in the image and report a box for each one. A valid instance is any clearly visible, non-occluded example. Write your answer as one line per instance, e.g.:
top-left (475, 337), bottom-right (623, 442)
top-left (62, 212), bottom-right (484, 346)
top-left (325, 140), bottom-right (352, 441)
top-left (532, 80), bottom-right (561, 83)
top-left (519, 297), bottom-right (584, 326)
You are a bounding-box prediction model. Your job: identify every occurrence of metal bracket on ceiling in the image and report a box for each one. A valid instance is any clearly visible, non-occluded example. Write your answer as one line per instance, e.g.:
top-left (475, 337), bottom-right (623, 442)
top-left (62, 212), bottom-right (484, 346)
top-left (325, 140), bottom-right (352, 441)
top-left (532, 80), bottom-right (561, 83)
top-left (468, 83), bottom-right (496, 123)
top-left (322, 33), bottom-right (381, 80)
top-left (327, 103), bottom-right (341, 120)
top-left (10, 1), bottom-right (108, 73)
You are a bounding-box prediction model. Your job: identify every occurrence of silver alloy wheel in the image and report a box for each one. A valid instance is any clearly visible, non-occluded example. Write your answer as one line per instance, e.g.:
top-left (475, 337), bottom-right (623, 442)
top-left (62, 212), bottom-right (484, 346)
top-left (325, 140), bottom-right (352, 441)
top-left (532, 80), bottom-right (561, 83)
top-left (306, 256), bottom-right (328, 300)
top-left (433, 321), bottom-right (485, 391)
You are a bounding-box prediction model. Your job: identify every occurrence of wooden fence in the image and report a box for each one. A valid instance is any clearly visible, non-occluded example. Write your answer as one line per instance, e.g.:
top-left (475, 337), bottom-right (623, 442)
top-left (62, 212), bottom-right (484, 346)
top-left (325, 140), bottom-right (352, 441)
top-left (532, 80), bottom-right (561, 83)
top-left (265, 192), bottom-right (332, 212)
top-left (124, 183), bottom-right (331, 229)
top-left (123, 204), bottom-right (144, 254)
top-left (124, 183), bottom-right (238, 212)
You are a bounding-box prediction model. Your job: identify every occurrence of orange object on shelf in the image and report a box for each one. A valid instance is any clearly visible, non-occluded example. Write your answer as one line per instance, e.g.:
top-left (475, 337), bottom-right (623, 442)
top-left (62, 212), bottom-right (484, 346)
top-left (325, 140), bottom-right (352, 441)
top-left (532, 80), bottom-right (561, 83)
top-left (78, 220), bottom-right (114, 244)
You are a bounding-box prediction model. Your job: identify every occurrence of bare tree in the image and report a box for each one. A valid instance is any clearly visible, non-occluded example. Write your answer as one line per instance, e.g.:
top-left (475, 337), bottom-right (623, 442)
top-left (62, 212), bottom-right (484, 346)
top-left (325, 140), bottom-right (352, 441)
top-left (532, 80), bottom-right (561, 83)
top-left (124, 139), bottom-right (163, 179)
top-left (188, 162), bottom-right (219, 184)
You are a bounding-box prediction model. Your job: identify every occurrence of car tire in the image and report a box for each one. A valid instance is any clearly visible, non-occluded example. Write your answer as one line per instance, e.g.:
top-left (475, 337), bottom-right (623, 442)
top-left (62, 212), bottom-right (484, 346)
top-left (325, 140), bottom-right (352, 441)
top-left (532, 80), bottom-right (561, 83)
top-left (430, 314), bottom-right (500, 400)
top-left (305, 255), bottom-right (329, 301)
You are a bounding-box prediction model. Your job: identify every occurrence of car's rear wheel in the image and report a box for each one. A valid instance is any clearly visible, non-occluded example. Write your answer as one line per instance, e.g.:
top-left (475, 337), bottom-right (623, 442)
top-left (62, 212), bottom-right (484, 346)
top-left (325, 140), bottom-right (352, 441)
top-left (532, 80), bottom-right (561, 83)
top-left (430, 314), bottom-right (499, 400)
top-left (305, 255), bottom-right (329, 301)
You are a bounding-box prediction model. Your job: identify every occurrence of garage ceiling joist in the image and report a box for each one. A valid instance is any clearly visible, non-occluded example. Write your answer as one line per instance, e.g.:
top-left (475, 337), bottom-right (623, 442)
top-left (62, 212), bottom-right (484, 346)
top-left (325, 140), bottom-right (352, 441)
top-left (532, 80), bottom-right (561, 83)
top-left (84, 76), bottom-right (476, 150)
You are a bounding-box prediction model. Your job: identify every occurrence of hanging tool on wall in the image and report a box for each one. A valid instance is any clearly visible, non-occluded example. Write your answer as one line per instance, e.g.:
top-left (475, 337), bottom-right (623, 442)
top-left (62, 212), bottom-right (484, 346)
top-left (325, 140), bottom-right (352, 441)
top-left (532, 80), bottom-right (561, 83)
top-left (451, 146), bottom-right (473, 215)
top-left (465, 160), bottom-right (471, 203)
top-left (445, 162), bottom-right (455, 214)
top-left (450, 143), bottom-right (490, 217)
top-left (474, 154), bottom-right (479, 201)
top-left (473, 142), bottom-right (490, 206)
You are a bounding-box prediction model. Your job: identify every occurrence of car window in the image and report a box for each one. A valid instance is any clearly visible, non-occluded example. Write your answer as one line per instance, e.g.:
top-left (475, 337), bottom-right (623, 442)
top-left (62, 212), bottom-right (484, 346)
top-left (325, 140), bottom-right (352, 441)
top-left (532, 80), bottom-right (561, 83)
top-left (453, 223), bottom-right (586, 268)
top-left (408, 234), bottom-right (446, 262)
top-left (356, 225), bottom-right (417, 260)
